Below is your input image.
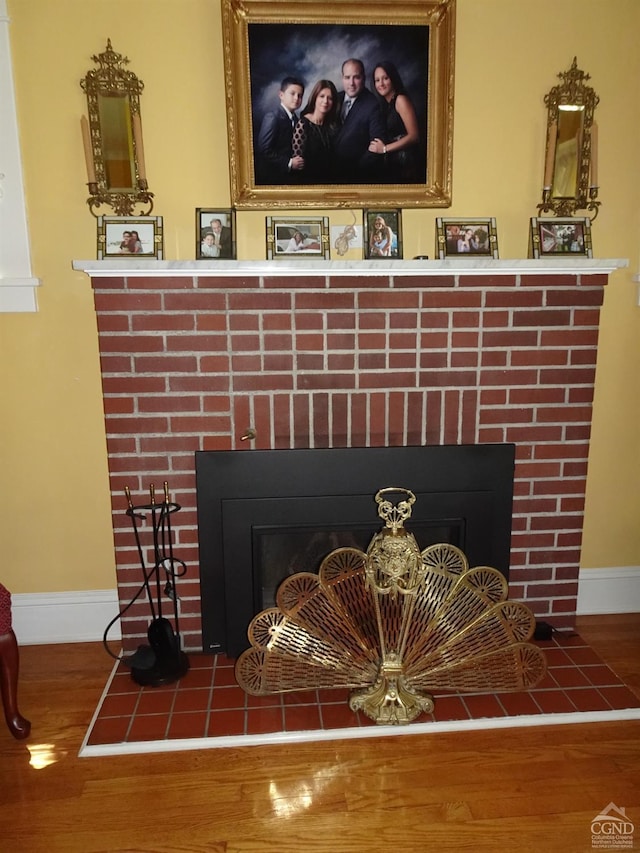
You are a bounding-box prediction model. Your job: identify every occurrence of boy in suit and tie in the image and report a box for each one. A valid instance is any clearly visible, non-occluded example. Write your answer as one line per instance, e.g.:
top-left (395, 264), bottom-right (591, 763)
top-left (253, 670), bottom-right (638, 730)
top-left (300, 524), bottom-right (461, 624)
top-left (256, 76), bottom-right (305, 184)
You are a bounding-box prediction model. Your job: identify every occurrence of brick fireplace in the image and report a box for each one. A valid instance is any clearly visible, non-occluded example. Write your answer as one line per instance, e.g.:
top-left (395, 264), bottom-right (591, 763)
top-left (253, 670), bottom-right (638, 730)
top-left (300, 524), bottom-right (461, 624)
top-left (76, 258), bottom-right (617, 653)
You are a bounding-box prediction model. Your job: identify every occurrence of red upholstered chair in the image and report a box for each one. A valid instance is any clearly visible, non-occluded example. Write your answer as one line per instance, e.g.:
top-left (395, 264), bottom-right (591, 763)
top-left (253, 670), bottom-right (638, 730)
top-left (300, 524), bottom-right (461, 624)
top-left (0, 583), bottom-right (30, 739)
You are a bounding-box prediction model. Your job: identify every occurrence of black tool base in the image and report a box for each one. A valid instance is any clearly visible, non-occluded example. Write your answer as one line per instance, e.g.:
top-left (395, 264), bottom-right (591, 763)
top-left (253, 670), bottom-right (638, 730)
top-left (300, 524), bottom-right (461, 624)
top-left (131, 649), bottom-right (190, 687)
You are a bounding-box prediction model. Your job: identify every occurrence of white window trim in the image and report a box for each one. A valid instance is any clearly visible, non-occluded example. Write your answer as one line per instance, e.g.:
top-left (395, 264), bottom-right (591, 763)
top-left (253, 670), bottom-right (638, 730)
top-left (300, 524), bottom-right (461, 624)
top-left (0, 0), bottom-right (39, 312)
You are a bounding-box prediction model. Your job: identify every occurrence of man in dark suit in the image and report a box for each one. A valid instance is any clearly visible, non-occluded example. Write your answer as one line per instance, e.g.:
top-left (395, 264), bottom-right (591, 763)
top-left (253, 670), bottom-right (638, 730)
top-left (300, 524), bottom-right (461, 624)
top-left (335, 59), bottom-right (385, 182)
top-left (201, 218), bottom-right (232, 258)
top-left (255, 76), bottom-right (305, 184)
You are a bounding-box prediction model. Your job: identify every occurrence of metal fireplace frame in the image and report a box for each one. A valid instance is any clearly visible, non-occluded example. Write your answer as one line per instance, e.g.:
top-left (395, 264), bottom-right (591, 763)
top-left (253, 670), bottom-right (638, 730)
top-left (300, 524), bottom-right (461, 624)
top-left (196, 444), bottom-right (516, 657)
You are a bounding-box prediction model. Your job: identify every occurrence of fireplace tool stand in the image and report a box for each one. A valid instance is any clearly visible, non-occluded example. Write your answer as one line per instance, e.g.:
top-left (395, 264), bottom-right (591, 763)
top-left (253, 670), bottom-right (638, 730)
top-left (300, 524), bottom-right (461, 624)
top-left (123, 482), bottom-right (189, 687)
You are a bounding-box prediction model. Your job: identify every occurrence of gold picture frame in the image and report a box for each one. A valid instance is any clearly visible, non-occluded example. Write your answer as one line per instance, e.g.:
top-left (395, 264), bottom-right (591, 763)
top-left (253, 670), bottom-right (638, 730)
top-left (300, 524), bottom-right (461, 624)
top-left (436, 217), bottom-right (499, 259)
top-left (221, 0), bottom-right (456, 209)
top-left (97, 215), bottom-right (163, 259)
top-left (529, 217), bottom-right (593, 258)
top-left (266, 216), bottom-right (330, 259)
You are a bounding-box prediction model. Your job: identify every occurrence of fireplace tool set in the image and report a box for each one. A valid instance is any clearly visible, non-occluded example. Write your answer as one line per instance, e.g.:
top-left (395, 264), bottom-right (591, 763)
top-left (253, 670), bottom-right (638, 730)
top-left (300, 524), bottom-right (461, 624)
top-left (104, 482), bottom-right (189, 687)
top-left (235, 487), bottom-right (546, 725)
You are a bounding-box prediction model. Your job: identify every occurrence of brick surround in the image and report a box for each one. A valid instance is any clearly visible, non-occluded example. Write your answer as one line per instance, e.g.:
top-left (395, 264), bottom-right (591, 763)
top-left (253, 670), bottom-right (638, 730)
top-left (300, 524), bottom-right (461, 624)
top-left (85, 262), bottom-right (609, 652)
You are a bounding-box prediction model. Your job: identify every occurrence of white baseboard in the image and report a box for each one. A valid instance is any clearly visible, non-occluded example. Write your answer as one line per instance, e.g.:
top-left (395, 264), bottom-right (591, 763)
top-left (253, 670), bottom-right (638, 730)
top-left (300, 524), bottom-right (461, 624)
top-left (576, 566), bottom-right (640, 615)
top-left (11, 590), bottom-right (121, 645)
top-left (8, 571), bottom-right (639, 646)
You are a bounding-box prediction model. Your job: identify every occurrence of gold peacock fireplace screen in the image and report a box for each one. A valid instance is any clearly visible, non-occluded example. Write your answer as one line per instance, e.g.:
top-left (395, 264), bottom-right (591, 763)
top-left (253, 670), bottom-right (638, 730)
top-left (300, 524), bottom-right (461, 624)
top-left (235, 488), bottom-right (547, 725)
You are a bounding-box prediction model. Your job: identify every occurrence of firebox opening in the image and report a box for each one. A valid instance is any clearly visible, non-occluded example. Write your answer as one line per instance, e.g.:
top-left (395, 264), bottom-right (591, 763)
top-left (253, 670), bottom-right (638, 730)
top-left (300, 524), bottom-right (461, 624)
top-left (196, 444), bottom-right (515, 658)
top-left (255, 518), bottom-right (463, 611)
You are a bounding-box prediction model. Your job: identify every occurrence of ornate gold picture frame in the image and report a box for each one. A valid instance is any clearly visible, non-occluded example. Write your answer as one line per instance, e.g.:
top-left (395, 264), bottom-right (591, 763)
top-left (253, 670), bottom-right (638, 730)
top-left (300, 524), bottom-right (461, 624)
top-left (221, 0), bottom-right (456, 209)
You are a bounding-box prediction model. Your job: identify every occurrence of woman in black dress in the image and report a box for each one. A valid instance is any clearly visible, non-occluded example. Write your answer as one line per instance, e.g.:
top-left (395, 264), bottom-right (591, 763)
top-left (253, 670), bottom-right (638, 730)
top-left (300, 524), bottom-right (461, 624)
top-left (292, 79), bottom-right (339, 183)
top-left (368, 61), bottom-right (420, 182)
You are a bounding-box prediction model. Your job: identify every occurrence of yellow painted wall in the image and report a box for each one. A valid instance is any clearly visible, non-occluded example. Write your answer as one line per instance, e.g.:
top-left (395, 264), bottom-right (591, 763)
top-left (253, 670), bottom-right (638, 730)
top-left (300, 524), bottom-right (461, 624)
top-left (2, 0), bottom-right (638, 595)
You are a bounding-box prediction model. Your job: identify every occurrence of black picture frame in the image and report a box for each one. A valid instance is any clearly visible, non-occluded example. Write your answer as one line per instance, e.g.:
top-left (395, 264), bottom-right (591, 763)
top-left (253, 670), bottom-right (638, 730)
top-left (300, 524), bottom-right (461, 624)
top-left (363, 209), bottom-right (403, 259)
top-left (195, 209), bottom-right (236, 260)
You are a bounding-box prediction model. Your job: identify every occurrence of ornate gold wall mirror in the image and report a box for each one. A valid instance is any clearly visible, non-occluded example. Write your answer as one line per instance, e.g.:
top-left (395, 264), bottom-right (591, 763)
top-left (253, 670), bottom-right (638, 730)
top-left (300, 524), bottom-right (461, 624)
top-left (539, 57), bottom-right (600, 219)
top-left (80, 40), bottom-right (153, 216)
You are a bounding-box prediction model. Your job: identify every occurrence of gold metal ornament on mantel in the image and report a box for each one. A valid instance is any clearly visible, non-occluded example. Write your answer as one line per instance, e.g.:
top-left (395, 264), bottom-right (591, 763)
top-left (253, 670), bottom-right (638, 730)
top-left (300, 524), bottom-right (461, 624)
top-left (235, 488), bottom-right (547, 726)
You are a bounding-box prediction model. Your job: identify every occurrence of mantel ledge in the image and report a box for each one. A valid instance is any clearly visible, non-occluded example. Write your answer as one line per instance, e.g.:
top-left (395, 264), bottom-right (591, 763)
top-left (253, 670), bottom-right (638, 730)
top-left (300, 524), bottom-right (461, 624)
top-left (72, 257), bottom-right (628, 279)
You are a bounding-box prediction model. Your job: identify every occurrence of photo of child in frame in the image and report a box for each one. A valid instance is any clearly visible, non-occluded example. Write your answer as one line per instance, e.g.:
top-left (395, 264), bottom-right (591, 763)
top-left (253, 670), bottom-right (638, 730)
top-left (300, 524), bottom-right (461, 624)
top-left (364, 209), bottom-right (401, 259)
top-left (197, 210), bottom-right (234, 259)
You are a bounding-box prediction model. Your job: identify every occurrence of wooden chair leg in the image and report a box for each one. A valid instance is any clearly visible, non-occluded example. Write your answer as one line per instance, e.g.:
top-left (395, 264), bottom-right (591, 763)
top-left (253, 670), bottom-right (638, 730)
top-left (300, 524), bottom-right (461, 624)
top-left (0, 629), bottom-right (31, 739)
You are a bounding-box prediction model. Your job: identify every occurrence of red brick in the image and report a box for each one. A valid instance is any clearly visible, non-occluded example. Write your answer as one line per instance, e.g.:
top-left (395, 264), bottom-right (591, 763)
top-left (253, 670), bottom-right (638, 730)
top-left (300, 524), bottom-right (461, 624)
top-left (513, 309), bottom-right (571, 327)
top-left (421, 291), bottom-right (481, 309)
top-left (481, 351), bottom-right (507, 367)
top-left (328, 312), bottom-right (357, 330)
top-left (460, 274), bottom-right (517, 288)
top-left (359, 292), bottom-right (420, 309)
top-left (266, 274), bottom-right (326, 289)
top-left (482, 310), bottom-right (511, 328)
top-left (484, 290), bottom-right (544, 308)
top-left (295, 292), bottom-right (355, 310)
top-left (511, 349), bottom-right (568, 367)
top-left (134, 355), bottom-right (199, 373)
top-left (264, 353), bottom-right (294, 372)
top-left (536, 405), bottom-right (592, 423)
top-left (482, 330), bottom-right (539, 348)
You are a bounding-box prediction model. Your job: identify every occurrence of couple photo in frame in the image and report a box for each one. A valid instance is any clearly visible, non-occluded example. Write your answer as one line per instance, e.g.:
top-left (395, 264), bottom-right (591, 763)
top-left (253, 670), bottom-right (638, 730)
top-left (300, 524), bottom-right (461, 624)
top-left (221, 0), bottom-right (455, 209)
top-left (96, 216), bottom-right (163, 259)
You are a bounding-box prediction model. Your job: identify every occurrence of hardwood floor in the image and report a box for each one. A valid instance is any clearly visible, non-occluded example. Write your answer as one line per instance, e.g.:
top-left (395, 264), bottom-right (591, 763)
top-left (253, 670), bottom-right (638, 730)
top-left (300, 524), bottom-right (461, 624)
top-left (0, 614), bottom-right (638, 853)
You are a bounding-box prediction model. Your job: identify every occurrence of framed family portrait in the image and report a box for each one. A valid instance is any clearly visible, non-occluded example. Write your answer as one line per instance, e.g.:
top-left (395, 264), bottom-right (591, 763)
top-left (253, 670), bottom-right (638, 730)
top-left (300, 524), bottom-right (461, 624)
top-left (97, 216), bottom-right (163, 259)
top-left (266, 216), bottom-right (330, 259)
top-left (195, 209), bottom-right (236, 259)
top-left (436, 217), bottom-right (499, 259)
top-left (529, 217), bottom-right (593, 258)
top-left (364, 209), bottom-right (402, 259)
top-left (221, 0), bottom-right (456, 209)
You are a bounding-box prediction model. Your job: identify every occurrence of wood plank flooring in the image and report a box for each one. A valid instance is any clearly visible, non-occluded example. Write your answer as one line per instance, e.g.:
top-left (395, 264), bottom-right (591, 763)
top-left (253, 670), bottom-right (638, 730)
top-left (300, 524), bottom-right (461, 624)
top-left (0, 614), bottom-right (638, 853)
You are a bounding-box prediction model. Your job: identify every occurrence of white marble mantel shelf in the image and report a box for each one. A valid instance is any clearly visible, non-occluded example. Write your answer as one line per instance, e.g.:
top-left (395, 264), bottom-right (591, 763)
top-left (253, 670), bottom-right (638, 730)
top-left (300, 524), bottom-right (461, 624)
top-left (72, 258), bottom-right (629, 279)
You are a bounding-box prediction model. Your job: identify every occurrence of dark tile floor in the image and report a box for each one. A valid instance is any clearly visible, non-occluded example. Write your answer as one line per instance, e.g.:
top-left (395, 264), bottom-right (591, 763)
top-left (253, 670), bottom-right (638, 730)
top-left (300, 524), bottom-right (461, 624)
top-left (83, 631), bottom-right (640, 751)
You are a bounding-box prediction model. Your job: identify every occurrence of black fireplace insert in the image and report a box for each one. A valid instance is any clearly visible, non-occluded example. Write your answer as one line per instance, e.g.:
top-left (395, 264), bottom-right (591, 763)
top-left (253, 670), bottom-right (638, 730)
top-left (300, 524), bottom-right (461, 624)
top-left (196, 444), bottom-right (515, 657)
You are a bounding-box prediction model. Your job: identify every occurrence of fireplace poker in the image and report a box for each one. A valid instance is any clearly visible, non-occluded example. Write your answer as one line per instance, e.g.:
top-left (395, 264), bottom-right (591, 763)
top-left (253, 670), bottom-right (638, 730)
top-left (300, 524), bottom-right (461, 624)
top-left (124, 485), bottom-right (158, 622)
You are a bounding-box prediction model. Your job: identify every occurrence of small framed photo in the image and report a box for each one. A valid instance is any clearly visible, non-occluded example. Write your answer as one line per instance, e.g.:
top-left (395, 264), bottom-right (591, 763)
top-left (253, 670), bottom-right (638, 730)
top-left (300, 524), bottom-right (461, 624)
top-left (196, 208), bottom-right (236, 259)
top-left (529, 217), bottom-right (593, 258)
top-left (364, 209), bottom-right (402, 259)
top-left (436, 218), bottom-right (499, 259)
top-left (97, 216), bottom-right (163, 259)
top-left (266, 217), bottom-right (330, 260)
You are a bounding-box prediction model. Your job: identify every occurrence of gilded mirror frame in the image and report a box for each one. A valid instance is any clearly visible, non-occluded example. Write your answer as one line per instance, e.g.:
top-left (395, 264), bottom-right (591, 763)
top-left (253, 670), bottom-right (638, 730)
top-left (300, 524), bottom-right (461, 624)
top-left (80, 40), bottom-right (153, 216)
top-left (221, 0), bottom-right (456, 210)
top-left (538, 57), bottom-right (600, 220)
